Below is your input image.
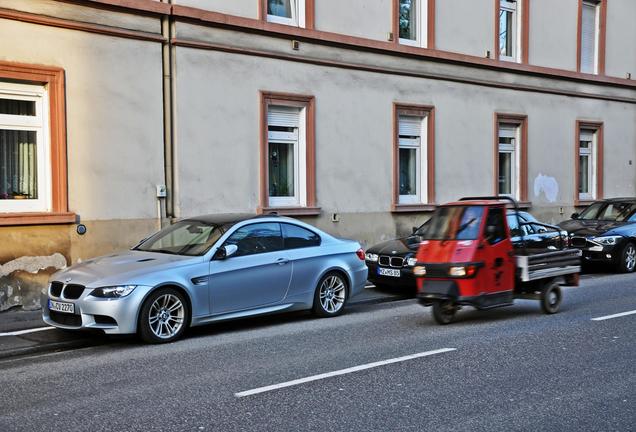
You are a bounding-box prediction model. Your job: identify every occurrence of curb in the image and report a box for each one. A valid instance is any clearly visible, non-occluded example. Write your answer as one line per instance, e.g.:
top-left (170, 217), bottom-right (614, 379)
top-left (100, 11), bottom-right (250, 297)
top-left (0, 338), bottom-right (100, 361)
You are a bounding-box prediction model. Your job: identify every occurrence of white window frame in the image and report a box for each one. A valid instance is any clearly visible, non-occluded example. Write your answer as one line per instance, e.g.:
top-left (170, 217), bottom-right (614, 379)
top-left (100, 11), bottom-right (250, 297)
top-left (0, 81), bottom-right (50, 213)
top-left (578, 129), bottom-right (597, 201)
top-left (580, 0), bottom-right (600, 74)
top-left (398, 0), bottom-right (428, 48)
top-left (267, 105), bottom-right (307, 208)
top-left (498, 124), bottom-right (520, 199)
top-left (499, 0), bottom-right (520, 62)
top-left (267, 0), bottom-right (306, 28)
top-left (398, 115), bottom-right (428, 204)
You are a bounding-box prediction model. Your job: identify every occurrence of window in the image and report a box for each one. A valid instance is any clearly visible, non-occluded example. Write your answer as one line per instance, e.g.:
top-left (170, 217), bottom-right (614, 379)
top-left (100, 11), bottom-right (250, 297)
top-left (266, 0), bottom-right (306, 27)
top-left (397, 0), bottom-right (430, 48)
top-left (485, 207), bottom-right (507, 245)
top-left (224, 223), bottom-right (283, 257)
top-left (498, 0), bottom-right (518, 61)
top-left (495, 115), bottom-right (527, 201)
top-left (576, 122), bottom-right (603, 203)
top-left (260, 92), bottom-right (317, 214)
top-left (0, 82), bottom-right (49, 213)
top-left (394, 104), bottom-right (435, 209)
top-left (579, 1), bottom-right (600, 74)
top-left (282, 223), bottom-right (320, 249)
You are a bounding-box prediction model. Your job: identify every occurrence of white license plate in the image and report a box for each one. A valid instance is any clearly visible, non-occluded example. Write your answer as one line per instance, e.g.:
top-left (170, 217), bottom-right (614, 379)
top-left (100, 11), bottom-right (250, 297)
top-left (378, 268), bottom-right (401, 277)
top-left (49, 299), bottom-right (75, 314)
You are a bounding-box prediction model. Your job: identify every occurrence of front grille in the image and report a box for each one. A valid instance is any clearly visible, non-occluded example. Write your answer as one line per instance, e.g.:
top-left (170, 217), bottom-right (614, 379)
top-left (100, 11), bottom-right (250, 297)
top-left (420, 264), bottom-right (450, 278)
top-left (390, 257), bottom-right (404, 268)
top-left (570, 237), bottom-right (589, 248)
top-left (378, 256), bottom-right (404, 268)
top-left (50, 282), bottom-right (63, 297)
top-left (49, 311), bottom-right (82, 326)
top-left (378, 256), bottom-right (390, 266)
top-left (63, 284), bottom-right (85, 300)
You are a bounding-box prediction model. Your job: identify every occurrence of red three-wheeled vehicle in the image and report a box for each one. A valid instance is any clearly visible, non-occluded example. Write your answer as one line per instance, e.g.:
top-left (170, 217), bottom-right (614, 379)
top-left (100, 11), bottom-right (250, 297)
top-left (414, 197), bottom-right (581, 324)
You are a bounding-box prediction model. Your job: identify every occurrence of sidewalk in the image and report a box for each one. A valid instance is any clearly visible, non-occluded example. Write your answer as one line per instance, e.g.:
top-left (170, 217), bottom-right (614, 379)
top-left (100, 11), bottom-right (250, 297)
top-left (0, 285), bottom-right (412, 360)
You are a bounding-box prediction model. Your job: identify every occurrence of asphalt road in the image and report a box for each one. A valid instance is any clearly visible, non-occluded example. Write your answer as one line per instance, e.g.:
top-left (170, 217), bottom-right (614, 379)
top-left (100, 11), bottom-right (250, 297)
top-left (0, 273), bottom-right (634, 432)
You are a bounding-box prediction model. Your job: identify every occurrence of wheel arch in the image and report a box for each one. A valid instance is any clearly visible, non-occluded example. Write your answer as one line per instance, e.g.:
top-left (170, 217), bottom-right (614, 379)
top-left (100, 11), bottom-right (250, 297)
top-left (136, 283), bottom-right (194, 330)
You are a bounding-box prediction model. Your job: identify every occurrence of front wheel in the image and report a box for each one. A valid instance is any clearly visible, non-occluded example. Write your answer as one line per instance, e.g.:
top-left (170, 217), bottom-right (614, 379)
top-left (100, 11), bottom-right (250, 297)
top-left (138, 288), bottom-right (189, 343)
top-left (313, 272), bottom-right (348, 317)
top-left (540, 281), bottom-right (562, 314)
top-left (431, 300), bottom-right (457, 325)
top-left (616, 242), bottom-right (636, 273)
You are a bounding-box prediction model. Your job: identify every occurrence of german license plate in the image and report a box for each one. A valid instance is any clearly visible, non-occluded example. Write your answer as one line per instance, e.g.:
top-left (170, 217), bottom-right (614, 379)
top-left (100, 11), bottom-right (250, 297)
top-left (48, 299), bottom-right (74, 314)
top-left (378, 268), bottom-right (401, 277)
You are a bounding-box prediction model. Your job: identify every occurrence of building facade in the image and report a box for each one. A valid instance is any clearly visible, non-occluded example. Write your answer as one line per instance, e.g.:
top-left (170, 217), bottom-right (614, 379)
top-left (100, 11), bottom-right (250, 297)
top-left (0, 0), bottom-right (634, 310)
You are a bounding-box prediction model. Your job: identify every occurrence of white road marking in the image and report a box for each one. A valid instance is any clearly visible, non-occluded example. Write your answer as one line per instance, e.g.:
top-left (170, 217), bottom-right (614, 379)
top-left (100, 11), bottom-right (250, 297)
top-left (0, 326), bottom-right (54, 337)
top-left (235, 348), bottom-right (456, 398)
top-left (591, 309), bottom-right (636, 321)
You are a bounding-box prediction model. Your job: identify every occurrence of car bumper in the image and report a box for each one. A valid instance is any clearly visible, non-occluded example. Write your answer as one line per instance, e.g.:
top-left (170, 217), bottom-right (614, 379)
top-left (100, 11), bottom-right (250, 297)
top-left (573, 244), bottom-right (620, 264)
top-left (41, 286), bottom-right (152, 335)
top-left (366, 262), bottom-right (416, 288)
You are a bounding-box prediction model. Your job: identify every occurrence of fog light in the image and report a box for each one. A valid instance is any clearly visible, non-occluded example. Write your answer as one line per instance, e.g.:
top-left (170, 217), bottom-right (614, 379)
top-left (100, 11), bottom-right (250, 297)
top-left (413, 266), bottom-right (426, 276)
top-left (606, 254), bottom-right (612, 259)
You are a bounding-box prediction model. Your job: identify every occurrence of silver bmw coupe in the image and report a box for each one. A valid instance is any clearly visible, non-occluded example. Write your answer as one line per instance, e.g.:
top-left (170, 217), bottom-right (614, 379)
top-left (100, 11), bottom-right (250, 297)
top-left (43, 215), bottom-right (368, 343)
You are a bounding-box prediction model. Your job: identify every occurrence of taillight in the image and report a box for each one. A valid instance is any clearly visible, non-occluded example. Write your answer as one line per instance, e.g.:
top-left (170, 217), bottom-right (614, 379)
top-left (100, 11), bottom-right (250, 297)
top-left (356, 248), bottom-right (365, 261)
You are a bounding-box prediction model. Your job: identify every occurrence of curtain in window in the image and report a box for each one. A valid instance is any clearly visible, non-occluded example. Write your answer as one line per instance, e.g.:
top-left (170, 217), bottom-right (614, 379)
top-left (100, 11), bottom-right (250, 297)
top-left (268, 0), bottom-right (292, 18)
top-left (399, 0), bottom-right (417, 40)
top-left (0, 130), bottom-right (38, 200)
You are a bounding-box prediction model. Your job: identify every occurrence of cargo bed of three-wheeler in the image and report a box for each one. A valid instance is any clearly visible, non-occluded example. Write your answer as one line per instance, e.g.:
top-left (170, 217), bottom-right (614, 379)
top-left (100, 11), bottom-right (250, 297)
top-left (413, 196), bottom-right (581, 324)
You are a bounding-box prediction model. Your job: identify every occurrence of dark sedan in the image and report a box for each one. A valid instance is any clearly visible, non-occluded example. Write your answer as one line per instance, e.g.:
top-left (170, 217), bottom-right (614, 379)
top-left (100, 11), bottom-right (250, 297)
top-left (558, 198), bottom-right (636, 272)
top-left (365, 210), bottom-right (567, 290)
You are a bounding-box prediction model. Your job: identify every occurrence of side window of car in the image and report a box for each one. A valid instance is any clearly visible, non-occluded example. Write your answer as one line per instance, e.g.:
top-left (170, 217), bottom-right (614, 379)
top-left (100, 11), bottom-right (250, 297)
top-left (224, 223), bottom-right (283, 257)
top-left (485, 207), bottom-right (507, 245)
top-left (282, 223), bottom-right (321, 249)
top-left (506, 215), bottom-right (522, 238)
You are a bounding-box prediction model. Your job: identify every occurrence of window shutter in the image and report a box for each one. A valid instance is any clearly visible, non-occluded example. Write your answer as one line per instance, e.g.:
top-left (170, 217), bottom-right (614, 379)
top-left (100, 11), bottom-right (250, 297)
top-left (399, 116), bottom-right (423, 137)
top-left (268, 105), bottom-right (300, 128)
top-left (580, 2), bottom-right (597, 73)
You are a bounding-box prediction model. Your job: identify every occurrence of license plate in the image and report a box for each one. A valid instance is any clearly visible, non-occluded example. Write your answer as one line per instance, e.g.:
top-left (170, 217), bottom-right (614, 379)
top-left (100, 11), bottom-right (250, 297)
top-left (378, 268), bottom-right (401, 277)
top-left (48, 299), bottom-right (75, 314)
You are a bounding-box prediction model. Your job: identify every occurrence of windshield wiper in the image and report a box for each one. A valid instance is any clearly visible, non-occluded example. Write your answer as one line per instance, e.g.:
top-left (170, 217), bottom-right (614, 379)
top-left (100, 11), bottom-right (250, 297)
top-left (149, 249), bottom-right (178, 255)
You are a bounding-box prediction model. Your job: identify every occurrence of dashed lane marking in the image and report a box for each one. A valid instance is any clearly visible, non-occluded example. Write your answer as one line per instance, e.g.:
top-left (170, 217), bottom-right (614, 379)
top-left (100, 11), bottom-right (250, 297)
top-left (591, 309), bottom-right (636, 321)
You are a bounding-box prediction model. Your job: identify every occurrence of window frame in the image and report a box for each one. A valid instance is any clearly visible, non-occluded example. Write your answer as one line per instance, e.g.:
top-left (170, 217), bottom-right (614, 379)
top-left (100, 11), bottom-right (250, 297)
top-left (392, 104), bottom-right (435, 212)
top-left (259, 92), bottom-right (318, 216)
top-left (393, 0), bottom-right (435, 49)
top-left (577, 0), bottom-right (607, 75)
top-left (575, 121), bottom-right (604, 205)
top-left (0, 61), bottom-right (73, 226)
top-left (494, 114), bottom-right (528, 202)
top-left (260, 0), bottom-right (313, 29)
top-left (494, 0), bottom-right (528, 64)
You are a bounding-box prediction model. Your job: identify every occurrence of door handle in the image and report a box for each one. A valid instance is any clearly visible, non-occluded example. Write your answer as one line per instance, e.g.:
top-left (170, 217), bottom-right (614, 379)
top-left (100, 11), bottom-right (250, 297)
top-left (275, 258), bottom-right (290, 265)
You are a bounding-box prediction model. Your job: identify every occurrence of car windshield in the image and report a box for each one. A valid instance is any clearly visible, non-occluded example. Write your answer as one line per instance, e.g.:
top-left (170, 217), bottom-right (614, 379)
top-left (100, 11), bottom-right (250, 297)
top-left (134, 220), bottom-right (226, 256)
top-left (420, 205), bottom-right (484, 241)
top-left (580, 201), bottom-right (636, 222)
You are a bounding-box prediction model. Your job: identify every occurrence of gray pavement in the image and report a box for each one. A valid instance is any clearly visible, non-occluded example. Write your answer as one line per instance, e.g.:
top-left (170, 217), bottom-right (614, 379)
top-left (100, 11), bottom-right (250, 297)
top-left (0, 272), bottom-right (634, 431)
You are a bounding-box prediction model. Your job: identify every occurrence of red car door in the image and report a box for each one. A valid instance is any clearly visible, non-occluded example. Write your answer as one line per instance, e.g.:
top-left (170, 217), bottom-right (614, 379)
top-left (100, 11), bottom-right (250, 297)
top-left (481, 206), bottom-right (515, 294)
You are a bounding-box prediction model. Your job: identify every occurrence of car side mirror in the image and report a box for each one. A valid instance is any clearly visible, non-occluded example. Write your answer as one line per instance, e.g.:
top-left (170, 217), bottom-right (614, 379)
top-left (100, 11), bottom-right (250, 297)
top-left (213, 244), bottom-right (238, 260)
top-left (571, 212), bottom-right (579, 220)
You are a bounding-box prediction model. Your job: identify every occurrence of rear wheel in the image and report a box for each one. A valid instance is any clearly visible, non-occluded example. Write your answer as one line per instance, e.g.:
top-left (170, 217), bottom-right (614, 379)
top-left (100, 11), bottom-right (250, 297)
top-left (540, 281), bottom-right (562, 314)
top-left (431, 300), bottom-right (457, 325)
top-left (616, 242), bottom-right (636, 273)
top-left (139, 288), bottom-right (189, 343)
top-left (313, 272), bottom-right (348, 317)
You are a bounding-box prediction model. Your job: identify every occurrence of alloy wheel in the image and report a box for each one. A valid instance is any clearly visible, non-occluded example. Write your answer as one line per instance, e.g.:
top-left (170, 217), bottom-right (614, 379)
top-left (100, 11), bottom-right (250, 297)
top-left (319, 275), bottom-right (346, 314)
top-left (625, 244), bottom-right (636, 272)
top-left (148, 294), bottom-right (185, 339)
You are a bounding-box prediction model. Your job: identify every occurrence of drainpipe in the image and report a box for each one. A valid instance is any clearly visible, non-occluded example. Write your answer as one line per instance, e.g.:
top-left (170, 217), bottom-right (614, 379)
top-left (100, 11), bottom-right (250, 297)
top-left (161, 1), bottom-right (179, 220)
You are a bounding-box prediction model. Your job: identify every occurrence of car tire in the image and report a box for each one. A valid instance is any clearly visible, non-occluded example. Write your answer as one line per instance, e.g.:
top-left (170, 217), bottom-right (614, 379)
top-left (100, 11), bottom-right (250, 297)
top-left (431, 300), bottom-right (456, 325)
top-left (138, 287), bottom-right (189, 343)
top-left (616, 241), bottom-right (636, 273)
top-left (540, 281), bottom-right (562, 314)
top-left (313, 272), bottom-right (348, 318)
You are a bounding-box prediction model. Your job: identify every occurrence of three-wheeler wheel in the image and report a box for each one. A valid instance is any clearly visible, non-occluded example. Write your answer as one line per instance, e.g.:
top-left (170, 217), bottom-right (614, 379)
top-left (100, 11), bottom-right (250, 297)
top-left (431, 300), bottom-right (457, 325)
top-left (540, 280), bottom-right (562, 314)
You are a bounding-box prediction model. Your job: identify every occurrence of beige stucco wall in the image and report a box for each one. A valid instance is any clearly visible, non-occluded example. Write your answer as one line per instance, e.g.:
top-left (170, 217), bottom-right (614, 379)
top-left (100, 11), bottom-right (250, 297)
top-left (435, 0), bottom-right (494, 57)
top-left (605, 0), bottom-right (636, 79)
top-left (174, 0), bottom-right (258, 19)
top-left (529, 0), bottom-right (578, 71)
top-left (315, 0), bottom-right (392, 41)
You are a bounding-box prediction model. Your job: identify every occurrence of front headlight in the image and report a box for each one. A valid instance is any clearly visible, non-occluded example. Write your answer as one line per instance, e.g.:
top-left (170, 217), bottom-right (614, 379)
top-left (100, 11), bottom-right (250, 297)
top-left (406, 257), bottom-right (418, 267)
top-left (592, 235), bottom-right (622, 246)
top-left (413, 266), bottom-right (427, 276)
top-left (449, 266), bottom-right (466, 277)
top-left (365, 253), bottom-right (379, 262)
top-left (90, 285), bottom-right (137, 298)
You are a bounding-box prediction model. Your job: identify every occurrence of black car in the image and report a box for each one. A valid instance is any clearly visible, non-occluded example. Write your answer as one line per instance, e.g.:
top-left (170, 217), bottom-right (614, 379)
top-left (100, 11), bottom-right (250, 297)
top-left (558, 198), bottom-right (636, 272)
top-left (365, 210), bottom-right (567, 290)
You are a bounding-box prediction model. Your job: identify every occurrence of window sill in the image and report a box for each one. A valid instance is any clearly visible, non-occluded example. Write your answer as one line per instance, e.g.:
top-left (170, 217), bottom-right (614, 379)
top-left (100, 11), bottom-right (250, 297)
top-left (259, 206), bottom-right (321, 216)
top-left (391, 204), bottom-right (437, 213)
top-left (0, 212), bottom-right (77, 226)
top-left (516, 201), bottom-right (532, 210)
top-left (574, 200), bottom-right (596, 207)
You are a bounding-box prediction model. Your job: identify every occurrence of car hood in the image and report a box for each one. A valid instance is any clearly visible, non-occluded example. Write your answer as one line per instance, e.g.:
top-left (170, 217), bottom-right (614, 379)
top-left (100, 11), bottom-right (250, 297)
top-left (50, 250), bottom-right (200, 287)
top-left (367, 237), bottom-right (420, 256)
top-left (558, 219), bottom-right (631, 237)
